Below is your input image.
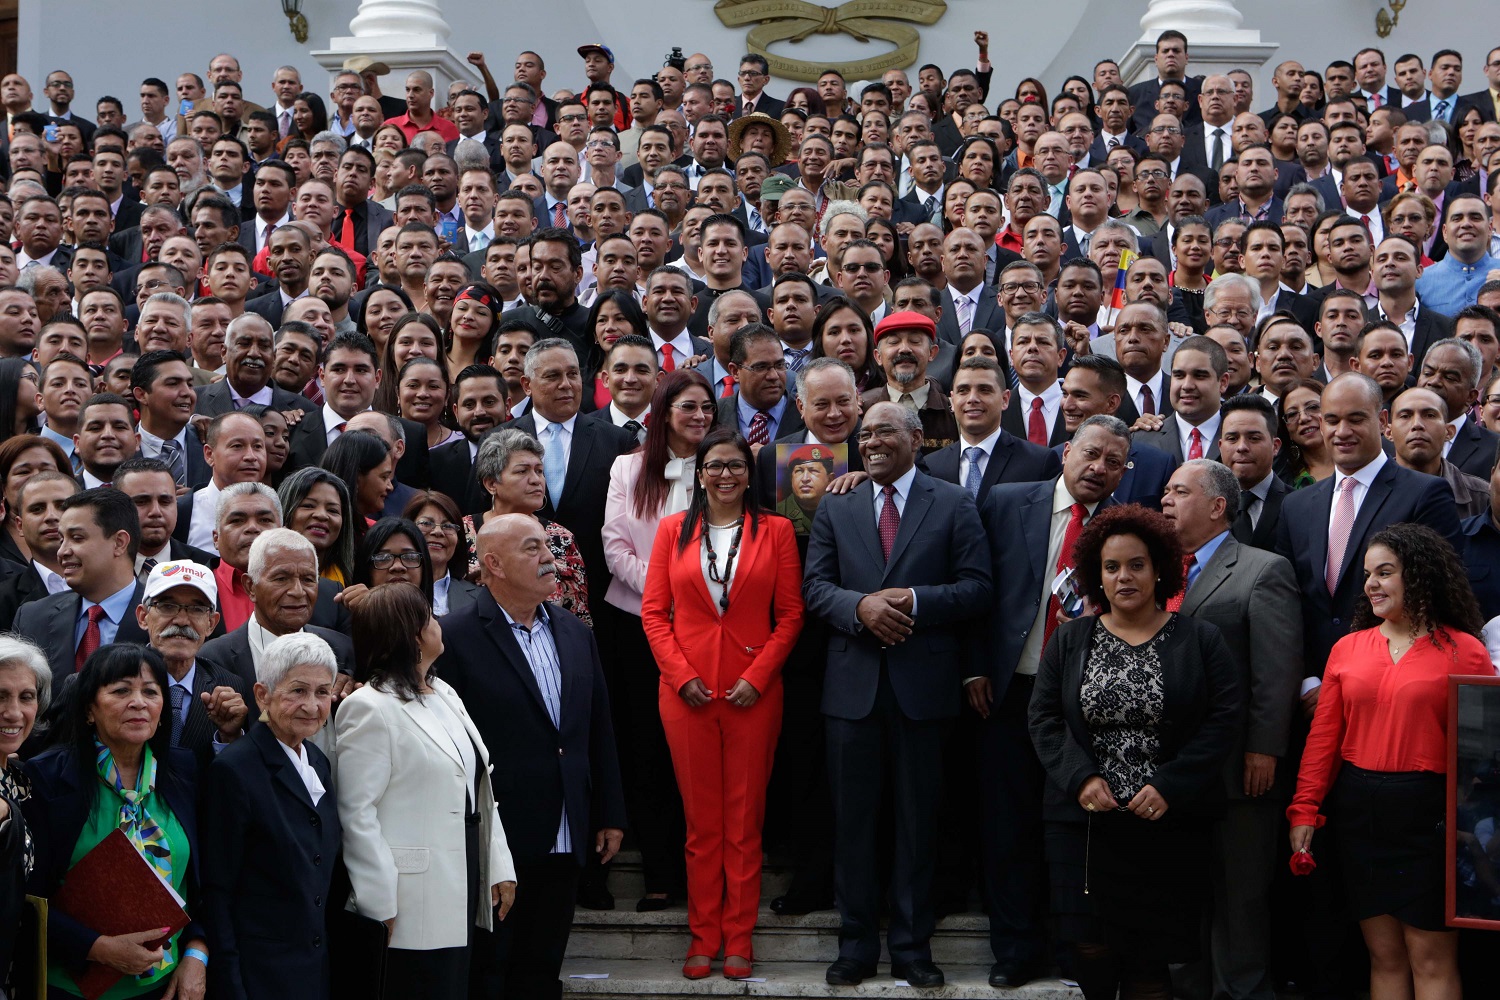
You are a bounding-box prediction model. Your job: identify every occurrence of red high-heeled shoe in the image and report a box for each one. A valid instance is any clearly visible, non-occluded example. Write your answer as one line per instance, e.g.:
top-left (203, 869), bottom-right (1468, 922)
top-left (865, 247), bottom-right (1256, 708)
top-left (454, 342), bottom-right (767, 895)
top-left (724, 957), bottom-right (753, 980)
top-left (682, 957), bottom-right (712, 980)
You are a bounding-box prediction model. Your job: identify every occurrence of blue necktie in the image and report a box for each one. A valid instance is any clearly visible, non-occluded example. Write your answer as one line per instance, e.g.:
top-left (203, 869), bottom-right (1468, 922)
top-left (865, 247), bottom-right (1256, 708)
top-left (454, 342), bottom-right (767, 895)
top-left (963, 446), bottom-right (985, 499)
top-left (543, 423), bottom-right (566, 509)
top-left (1434, 99), bottom-right (1450, 121)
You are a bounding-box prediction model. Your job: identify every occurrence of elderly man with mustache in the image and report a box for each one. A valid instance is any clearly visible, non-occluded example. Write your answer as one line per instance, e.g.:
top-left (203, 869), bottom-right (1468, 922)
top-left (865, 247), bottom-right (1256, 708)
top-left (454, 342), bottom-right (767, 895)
top-left (136, 558), bottom-right (254, 768)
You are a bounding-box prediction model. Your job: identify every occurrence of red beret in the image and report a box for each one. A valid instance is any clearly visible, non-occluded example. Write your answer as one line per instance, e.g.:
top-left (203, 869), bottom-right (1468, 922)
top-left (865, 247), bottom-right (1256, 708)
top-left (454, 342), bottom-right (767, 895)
top-left (873, 310), bottom-right (938, 343)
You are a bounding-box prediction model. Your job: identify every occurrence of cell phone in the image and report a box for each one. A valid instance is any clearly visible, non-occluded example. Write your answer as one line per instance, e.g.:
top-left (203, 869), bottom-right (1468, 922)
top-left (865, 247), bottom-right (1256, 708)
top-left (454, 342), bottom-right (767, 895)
top-left (43, 124), bottom-right (59, 143)
top-left (179, 98), bottom-right (193, 117)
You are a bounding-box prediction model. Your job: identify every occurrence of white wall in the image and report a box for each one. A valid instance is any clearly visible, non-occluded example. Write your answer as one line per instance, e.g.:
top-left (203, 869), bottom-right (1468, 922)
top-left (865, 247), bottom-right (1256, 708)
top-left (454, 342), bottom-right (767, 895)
top-left (18, 0), bottom-right (1499, 117)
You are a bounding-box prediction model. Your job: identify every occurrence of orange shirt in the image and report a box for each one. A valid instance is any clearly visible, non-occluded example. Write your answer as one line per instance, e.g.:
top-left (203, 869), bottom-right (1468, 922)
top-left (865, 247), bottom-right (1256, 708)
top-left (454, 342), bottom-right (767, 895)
top-left (1288, 626), bottom-right (1494, 827)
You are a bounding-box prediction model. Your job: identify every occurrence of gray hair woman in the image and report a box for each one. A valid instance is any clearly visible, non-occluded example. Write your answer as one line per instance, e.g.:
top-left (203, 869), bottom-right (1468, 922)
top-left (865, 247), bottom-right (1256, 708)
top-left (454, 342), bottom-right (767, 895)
top-left (200, 632), bottom-right (343, 1000)
top-left (460, 428), bottom-right (592, 625)
top-left (1, 635), bottom-right (48, 993)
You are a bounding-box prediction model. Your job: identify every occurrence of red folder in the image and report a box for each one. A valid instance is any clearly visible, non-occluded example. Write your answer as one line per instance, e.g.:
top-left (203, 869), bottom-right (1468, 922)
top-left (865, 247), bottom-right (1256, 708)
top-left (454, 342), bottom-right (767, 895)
top-left (50, 828), bottom-right (190, 1000)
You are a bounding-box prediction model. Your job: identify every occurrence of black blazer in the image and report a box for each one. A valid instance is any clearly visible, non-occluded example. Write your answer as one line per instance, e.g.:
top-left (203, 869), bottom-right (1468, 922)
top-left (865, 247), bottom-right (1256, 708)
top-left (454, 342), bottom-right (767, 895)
top-left (198, 623), bottom-right (355, 689)
top-left (1232, 474), bottom-right (1290, 550)
top-left (1446, 416), bottom-right (1500, 479)
top-left (936, 284), bottom-right (1003, 347)
top-left (0, 561), bottom-right (45, 631)
top-left (243, 288), bottom-right (287, 327)
top-left (1458, 90), bottom-right (1497, 124)
top-left (1001, 390), bottom-right (1070, 447)
top-left (1406, 305), bottom-right (1454, 371)
top-left (175, 658), bottom-right (255, 769)
top-left (436, 594), bottom-right (627, 866)
top-left (503, 410), bottom-right (636, 612)
top-left (442, 575), bottom-right (486, 618)
top-left (1113, 371), bottom-right (1174, 427)
top-left (21, 745), bottom-right (205, 967)
top-left (1129, 76), bottom-right (1205, 132)
top-left (429, 438), bottom-right (488, 516)
top-left (1028, 613), bottom-right (1243, 821)
top-left (287, 410), bottom-right (431, 491)
top-left (13, 583), bottom-right (149, 695)
top-left (200, 724), bottom-right (341, 1000)
top-left (925, 430), bottom-right (1062, 504)
top-left (1274, 460), bottom-right (1462, 671)
top-left (194, 379), bottom-right (316, 420)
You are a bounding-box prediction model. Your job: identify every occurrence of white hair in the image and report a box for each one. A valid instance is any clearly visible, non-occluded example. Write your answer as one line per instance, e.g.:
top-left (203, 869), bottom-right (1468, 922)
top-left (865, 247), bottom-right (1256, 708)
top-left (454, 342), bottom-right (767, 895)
top-left (0, 633), bottom-right (51, 717)
top-left (216, 481), bottom-right (283, 528)
top-left (247, 527), bottom-right (317, 581)
top-left (257, 632), bottom-right (338, 691)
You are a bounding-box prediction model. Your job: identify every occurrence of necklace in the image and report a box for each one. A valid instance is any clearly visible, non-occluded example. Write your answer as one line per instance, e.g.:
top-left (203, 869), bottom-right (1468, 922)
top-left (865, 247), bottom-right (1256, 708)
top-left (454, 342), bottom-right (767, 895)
top-left (703, 517), bottom-right (744, 614)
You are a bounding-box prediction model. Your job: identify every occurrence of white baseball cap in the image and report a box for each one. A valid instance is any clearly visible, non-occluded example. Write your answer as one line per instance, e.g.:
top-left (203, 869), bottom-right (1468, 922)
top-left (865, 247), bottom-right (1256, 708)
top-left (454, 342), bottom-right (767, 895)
top-left (143, 560), bottom-right (218, 607)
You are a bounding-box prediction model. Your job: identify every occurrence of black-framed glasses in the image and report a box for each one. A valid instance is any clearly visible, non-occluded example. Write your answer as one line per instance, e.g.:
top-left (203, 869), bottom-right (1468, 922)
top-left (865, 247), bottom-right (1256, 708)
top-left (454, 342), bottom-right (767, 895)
top-left (371, 550), bottom-right (425, 568)
top-left (742, 360), bottom-right (787, 374)
top-left (557, 113), bottom-right (588, 123)
top-left (840, 261), bottom-right (884, 274)
top-left (702, 460), bottom-right (750, 476)
top-left (999, 281), bottom-right (1045, 294)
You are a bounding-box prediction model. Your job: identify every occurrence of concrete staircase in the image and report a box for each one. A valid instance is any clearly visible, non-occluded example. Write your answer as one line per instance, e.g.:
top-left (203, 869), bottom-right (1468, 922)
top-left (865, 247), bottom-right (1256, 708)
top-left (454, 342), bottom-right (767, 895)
top-left (560, 853), bottom-right (1077, 999)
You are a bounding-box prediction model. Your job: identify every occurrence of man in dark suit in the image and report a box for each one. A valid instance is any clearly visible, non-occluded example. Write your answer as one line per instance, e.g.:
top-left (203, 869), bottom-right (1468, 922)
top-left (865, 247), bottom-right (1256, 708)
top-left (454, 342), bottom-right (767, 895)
top-left (803, 400), bottom-right (992, 988)
top-left (194, 313), bottom-right (317, 418)
top-left (1129, 30), bottom-right (1203, 132)
top-left (735, 56), bottom-right (784, 119)
top-left (136, 559), bottom-right (254, 767)
top-left (330, 146), bottom-right (395, 257)
top-left (196, 528), bottom-right (356, 687)
top-left (504, 338), bottom-right (636, 613)
top-left (972, 415), bottom-right (1129, 986)
top-left (1058, 354), bottom-right (1179, 509)
top-left (713, 323), bottom-right (806, 442)
top-left (1161, 460), bottom-right (1303, 1000)
top-left (129, 351), bottom-right (214, 490)
top-left (440, 513), bottom-right (626, 1000)
top-left (1415, 337), bottom-right (1500, 478)
top-left (1132, 334), bottom-right (1230, 463)
top-left (432, 365), bottom-right (509, 516)
top-left (1275, 373), bottom-right (1462, 675)
top-left (1218, 394), bottom-right (1290, 549)
top-left (14, 488), bottom-right (150, 694)
top-left (935, 228), bottom-right (1004, 346)
top-left (926, 357), bottom-right (1061, 505)
top-left (1003, 313), bottom-right (1070, 447)
top-left (0, 472), bottom-right (79, 630)
top-left (114, 459), bottom-right (217, 584)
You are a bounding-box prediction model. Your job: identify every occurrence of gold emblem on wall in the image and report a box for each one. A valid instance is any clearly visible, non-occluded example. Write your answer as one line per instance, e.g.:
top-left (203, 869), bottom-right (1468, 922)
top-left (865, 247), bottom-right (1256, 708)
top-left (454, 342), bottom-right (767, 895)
top-left (1375, 0), bottom-right (1405, 38)
top-left (713, 0), bottom-right (947, 82)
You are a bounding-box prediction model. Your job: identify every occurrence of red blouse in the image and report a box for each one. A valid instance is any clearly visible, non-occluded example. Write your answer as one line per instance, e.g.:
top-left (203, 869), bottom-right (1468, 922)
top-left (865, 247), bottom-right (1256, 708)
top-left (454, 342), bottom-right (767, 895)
top-left (1288, 626), bottom-right (1494, 828)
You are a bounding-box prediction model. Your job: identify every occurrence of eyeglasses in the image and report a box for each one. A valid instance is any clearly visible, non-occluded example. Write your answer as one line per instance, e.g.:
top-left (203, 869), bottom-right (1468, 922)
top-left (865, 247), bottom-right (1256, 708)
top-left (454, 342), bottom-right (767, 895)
top-left (999, 281), bottom-right (1045, 294)
top-left (702, 459), bottom-right (750, 476)
top-left (414, 518), bottom-right (459, 534)
top-left (1485, 395), bottom-right (1500, 406)
top-left (686, 63), bottom-right (713, 74)
top-left (670, 401), bottom-right (717, 415)
top-left (557, 113), bottom-right (588, 123)
top-left (585, 140), bottom-right (617, 150)
top-left (370, 550), bottom-right (425, 568)
top-left (840, 261), bottom-right (884, 274)
top-left (742, 360), bottom-right (788, 374)
top-left (1136, 169), bottom-right (1169, 179)
top-left (738, 70), bottom-right (766, 79)
top-left (1212, 238), bottom-right (1241, 248)
top-left (1148, 126), bottom-right (1182, 135)
top-left (149, 601), bottom-right (214, 617)
top-left (502, 96), bottom-right (535, 105)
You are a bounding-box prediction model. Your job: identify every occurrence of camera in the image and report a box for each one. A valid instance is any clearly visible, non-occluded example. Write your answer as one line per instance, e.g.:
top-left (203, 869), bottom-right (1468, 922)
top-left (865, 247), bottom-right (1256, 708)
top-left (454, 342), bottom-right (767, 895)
top-left (665, 47), bottom-right (685, 72)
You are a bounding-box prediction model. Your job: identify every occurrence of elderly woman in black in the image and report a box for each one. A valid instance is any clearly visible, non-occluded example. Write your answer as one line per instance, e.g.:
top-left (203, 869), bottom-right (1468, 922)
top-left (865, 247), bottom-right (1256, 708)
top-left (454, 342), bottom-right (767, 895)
top-left (1, 635), bottom-right (50, 995)
top-left (22, 644), bottom-right (209, 1000)
top-left (201, 632), bottom-right (341, 1000)
top-left (1029, 505), bottom-right (1242, 1000)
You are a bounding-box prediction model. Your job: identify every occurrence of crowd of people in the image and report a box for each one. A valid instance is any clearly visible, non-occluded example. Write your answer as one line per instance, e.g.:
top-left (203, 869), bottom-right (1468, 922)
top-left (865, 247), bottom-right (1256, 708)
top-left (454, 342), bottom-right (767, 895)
top-left (0, 22), bottom-right (1498, 1000)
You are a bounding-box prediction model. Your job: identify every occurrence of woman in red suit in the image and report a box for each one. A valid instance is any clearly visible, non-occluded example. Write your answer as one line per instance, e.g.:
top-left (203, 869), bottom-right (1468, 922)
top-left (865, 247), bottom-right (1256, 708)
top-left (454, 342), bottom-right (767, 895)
top-left (642, 427), bottom-right (805, 981)
top-left (1290, 523), bottom-right (1494, 1000)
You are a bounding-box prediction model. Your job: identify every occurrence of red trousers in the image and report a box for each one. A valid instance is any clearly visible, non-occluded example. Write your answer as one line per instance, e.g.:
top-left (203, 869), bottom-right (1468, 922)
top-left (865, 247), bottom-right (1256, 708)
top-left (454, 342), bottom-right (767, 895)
top-left (659, 684), bottom-right (783, 958)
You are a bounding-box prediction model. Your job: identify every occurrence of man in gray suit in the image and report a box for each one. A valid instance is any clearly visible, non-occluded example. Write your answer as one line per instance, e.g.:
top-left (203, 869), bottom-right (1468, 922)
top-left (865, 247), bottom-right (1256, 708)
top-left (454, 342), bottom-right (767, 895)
top-left (1161, 459), bottom-right (1302, 1000)
top-left (803, 400), bottom-right (992, 989)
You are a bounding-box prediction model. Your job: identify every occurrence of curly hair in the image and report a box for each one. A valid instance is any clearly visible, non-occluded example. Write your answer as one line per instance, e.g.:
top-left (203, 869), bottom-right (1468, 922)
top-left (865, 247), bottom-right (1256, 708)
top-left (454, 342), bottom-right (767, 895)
top-left (1350, 523), bottom-right (1484, 645)
top-left (1070, 503), bottom-right (1185, 613)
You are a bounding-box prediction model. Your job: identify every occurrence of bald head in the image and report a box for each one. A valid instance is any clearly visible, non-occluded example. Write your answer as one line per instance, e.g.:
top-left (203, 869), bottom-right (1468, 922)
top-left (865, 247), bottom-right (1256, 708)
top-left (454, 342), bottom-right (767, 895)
top-left (477, 512), bottom-right (558, 607)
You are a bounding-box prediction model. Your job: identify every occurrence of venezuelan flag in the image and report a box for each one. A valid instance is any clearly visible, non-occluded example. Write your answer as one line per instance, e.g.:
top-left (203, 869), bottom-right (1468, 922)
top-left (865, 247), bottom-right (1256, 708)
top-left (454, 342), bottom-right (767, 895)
top-left (1109, 249), bottom-right (1137, 310)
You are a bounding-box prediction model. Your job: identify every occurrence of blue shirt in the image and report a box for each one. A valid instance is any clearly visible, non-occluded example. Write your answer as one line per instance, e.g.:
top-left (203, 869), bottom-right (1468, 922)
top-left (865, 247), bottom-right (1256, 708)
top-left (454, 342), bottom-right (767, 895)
top-left (1188, 529), bottom-right (1231, 589)
top-left (1462, 513), bottom-right (1500, 621)
top-left (735, 393), bottom-right (789, 440)
top-left (1415, 252), bottom-right (1500, 317)
top-left (41, 424), bottom-right (79, 472)
top-left (73, 579), bottom-right (137, 649)
top-left (500, 603), bottom-right (572, 854)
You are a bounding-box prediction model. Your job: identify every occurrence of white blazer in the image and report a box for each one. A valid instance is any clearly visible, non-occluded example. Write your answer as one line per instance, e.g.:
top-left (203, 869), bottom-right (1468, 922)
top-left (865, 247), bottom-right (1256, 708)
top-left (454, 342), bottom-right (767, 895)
top-left (335, 676), bottom-right (517, 951)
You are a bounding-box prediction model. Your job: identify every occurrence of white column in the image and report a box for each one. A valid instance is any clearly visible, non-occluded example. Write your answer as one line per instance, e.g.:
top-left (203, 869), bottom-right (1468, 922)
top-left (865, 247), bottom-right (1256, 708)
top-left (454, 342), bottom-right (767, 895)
top-left (1119, 0), bottom-right (1278, 93)
top-left (313, 0), bottom-right (474, 95)
top-left (1139, 0), bottom-right (1244, 35)
top-left (347, 0), bottom-right (452, 48)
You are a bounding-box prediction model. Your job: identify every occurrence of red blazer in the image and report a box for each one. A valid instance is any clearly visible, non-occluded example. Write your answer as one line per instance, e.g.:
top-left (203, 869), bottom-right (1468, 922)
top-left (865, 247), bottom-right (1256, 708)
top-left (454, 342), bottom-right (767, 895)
top-left (641, 510), bottom-right (805, 696)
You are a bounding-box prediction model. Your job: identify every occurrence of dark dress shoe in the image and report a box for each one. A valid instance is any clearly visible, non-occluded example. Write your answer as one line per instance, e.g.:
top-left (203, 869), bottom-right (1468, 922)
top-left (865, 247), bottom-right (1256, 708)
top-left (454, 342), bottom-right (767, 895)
top-left (990, 961), bottom-right (1038, 988)
top-left (770, 892), bottom-right (836, 916)
top-left (575, 881), bottom-right (615, 911)
top-left (893, 959), bottom-right (945, 988)
top-left (826, 958), bottom-right (876, 986)
top-left (635, 894), bottom-right (676, 912)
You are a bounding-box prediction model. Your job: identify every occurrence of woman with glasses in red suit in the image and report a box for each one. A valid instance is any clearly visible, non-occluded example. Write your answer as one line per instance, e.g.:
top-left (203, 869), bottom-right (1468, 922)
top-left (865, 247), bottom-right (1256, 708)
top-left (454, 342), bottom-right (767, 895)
top-left (641, 427), bottom-right (805, 982)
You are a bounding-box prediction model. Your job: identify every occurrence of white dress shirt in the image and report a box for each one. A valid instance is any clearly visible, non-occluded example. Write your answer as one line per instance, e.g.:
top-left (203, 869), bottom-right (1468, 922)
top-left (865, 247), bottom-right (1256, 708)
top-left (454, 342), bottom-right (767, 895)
top-left (1173, 411), bottom-right (1221, 459)
top-left (649, 329), bottom-right (696, 370)
top-left (33, 560), bottom-right (68, 596)
top-left (139, 424), bottom-right (190, 465)
top-left (1017, 477), bottom-right (1101, 676)
top-left (1125, 370), bottom-right (1167, 416)
top-left (186, 482), bottom-right (222, 553)
top-left (1202, 122), bottom-right (1232, 165)
top-left (958, 426), bottom-right (1004, 484)
top-left (1016, 380), bottom-right (1063, 441)
top-left (279, 738), bottom-right (328, 805)
top-left (254, 211), bottom-right (291, 252)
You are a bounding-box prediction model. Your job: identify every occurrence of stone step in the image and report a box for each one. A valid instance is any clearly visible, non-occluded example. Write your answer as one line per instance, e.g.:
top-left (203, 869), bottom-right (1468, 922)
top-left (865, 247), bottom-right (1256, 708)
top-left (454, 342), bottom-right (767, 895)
top-left (595, 851), bottom-right (794, 901)
top-left (568, 902), bottom-right (992, 965)
top-left (558, 959), bottom-right (1077, 998)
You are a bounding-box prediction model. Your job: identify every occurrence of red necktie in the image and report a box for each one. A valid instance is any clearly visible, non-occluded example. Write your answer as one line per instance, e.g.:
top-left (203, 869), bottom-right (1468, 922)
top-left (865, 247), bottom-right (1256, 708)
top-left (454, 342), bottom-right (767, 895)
top-left (335, 209), bottom-right (355, 252)
top-left (1360, 214), bottom-right (1372, 234)
top-left (1027, 397), bottom-right (1047, 446)
top-left (1140, 384), bottom-right (1156, 416)
top-left (1044, 503), bottom-right (1088, 647)
top-left (748, 411), bottom-right (770, 445)
top-left (720, 374), bottom-right (736, 398)
top-left (552, 202), bottom-right (567, 228)
top-left (878, 484), bottom-right (900, 560)
top-left (1165, 553), bottom-right (1194, 612)
top-left (1187, 427), bottom-right (1203, 460)
top-left (75, 604), bottom-right (106, 670)
top-left (660, 343), bottom-right (676, 372)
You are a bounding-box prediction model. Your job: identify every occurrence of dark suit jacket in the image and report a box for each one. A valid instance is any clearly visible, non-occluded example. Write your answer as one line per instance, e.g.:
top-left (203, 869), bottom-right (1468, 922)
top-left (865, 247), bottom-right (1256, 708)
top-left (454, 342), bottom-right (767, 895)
top-left (1115, 442), bottom-right (1179, 510)
top-left (713, 390), bottom-right (806, 440)
top-left (1406, 304), bottom-right (1454, 370)
top-left (193, 381), bottom-right (318, 469)
top-left (1129, 76), bottom-right (1205, 132)
top-left (174, 658), bottom-right (255, 770)
top-left (443, 575), bottom-right (485, 618)
top-left (1029, 613), bottom-right (1242, 820)
top-left (1231, 474), bottom-right (1290, 550)
top-left (0, 561), bottom-right (45, 630)
top-left (1458, 90), bottom-right (1497, 124)
top-left (1002, 389), bottom-right (1069, 447)
top-left (429, 438), bottom-right (488, 515)
top-left (739, 94), bottom-right (785, 119)
top-left (21, 746), bottom-right (204, 967)
top-left (1113, 370), bottom-right (1174, 427)
top-left (287, 410), bottom-right (430, 490)
top-left (446, 131), bottom-right (506, 172)
top-left (311, 578), bottom-right (352, 634)
top-left (107, 226), bottom-right (146, 267)
top-left (1446, 415), bottom-right (1500, 479)
top-left (803, 470), bottom-right (992, 721)
top-left (437, 595), bottom-right (627, 865)
top-left (14, 583), bottom-right (149, 694)
top-left (936, 284), bottom-right (1002, 347)
top-left (200, 723), bottom-right (340, 1000)
top-left (197, 623), bottom-right (355, 689)
top-left (114, 199), bottom-right (144, 233)
top-left (1274, 459), bottom-right (1462, 671)
top-left (244, 289), bottom-right (287, 327)
top-left (1180, 535), bottom-right (1303, 797)
top-left (925, 430), bottom-right (1062, 504)
top-left (1205, 196), bottom-right (1285, 229)
top-left (504, 410), bottom-right (636, 612)
top-left (1133, 414), bottom-right (1223, 463)
top-left (933, 115), bottom-right (964, 157)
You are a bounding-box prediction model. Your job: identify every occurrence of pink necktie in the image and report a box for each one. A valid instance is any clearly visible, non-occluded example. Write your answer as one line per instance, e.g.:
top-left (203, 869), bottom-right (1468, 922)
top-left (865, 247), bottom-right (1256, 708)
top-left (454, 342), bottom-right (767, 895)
top-left (1326, 477), bottom-right (1357, 594)
top-left (552, 202), bottom-right (567, 228)
top-left (1187, 427), bottom-right (1203, 460)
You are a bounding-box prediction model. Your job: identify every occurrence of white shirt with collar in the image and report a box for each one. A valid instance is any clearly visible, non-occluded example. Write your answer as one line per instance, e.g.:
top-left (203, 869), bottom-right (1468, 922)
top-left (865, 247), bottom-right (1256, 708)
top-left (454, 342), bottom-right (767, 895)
top-left (80, 470), bottom-right (111, 490)
top-left (138, 424), bottom-right (189, 465)
top-left (321, 401), bottom-right (366, 446)
top-left (16, 247), bottom-right (59, 269)
top-left (1125, 370), bottom-right (1167, 416)
top-left (608, 402), bottom-right (649, 430)
top-left (463, 222), bottom-right (496, 249)
top-left (1173, 410), bottom-right (1221, 459)
top-left (33, 560), bottom-right (68, 596)
top-left (958, 426), bottom-right (1004, 484)
top-left (1329, 450), bottom-right (1389, 535)
top-left (187, 481), bottom-right (223, 554)
top-left (230, 383), bottom-right (274, 409)
top-left (1017, 477), bottom-right (1101, 676)
top-left (254, 211), bottom-right (292, 252)
top-left (279, 738), bottom-right (327, 805)
top-left (1445, 413), bottom-right (1470, 458)
top-left (650, 329), bottom-right (695, 370)
top-left (1016, 379), bottom-right (1063, 439)
top-left (950, 283), bottom-right (984, 334)
top-left (1202, 121), bottom-right (1233, 164)
top-left (1379, 298), bottom-right (1420, 350)
top-left (1100, 129), bottom-right (1130, 151)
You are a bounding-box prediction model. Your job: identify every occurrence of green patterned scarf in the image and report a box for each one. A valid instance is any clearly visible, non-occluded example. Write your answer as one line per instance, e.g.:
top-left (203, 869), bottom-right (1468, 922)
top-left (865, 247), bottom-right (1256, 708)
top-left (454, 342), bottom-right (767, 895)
top-left (94, 740), bottom-right (173, 973)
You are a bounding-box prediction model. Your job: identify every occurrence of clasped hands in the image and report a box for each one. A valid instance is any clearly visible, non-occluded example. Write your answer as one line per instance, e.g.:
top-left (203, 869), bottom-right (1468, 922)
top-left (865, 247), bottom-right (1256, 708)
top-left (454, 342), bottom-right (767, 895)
top-left (678, 677), bottom-right (761, 708)
top-left (1078, 775), bottom-right (1169, 820)
top-left (858, 588), bottom-right (913, 645)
